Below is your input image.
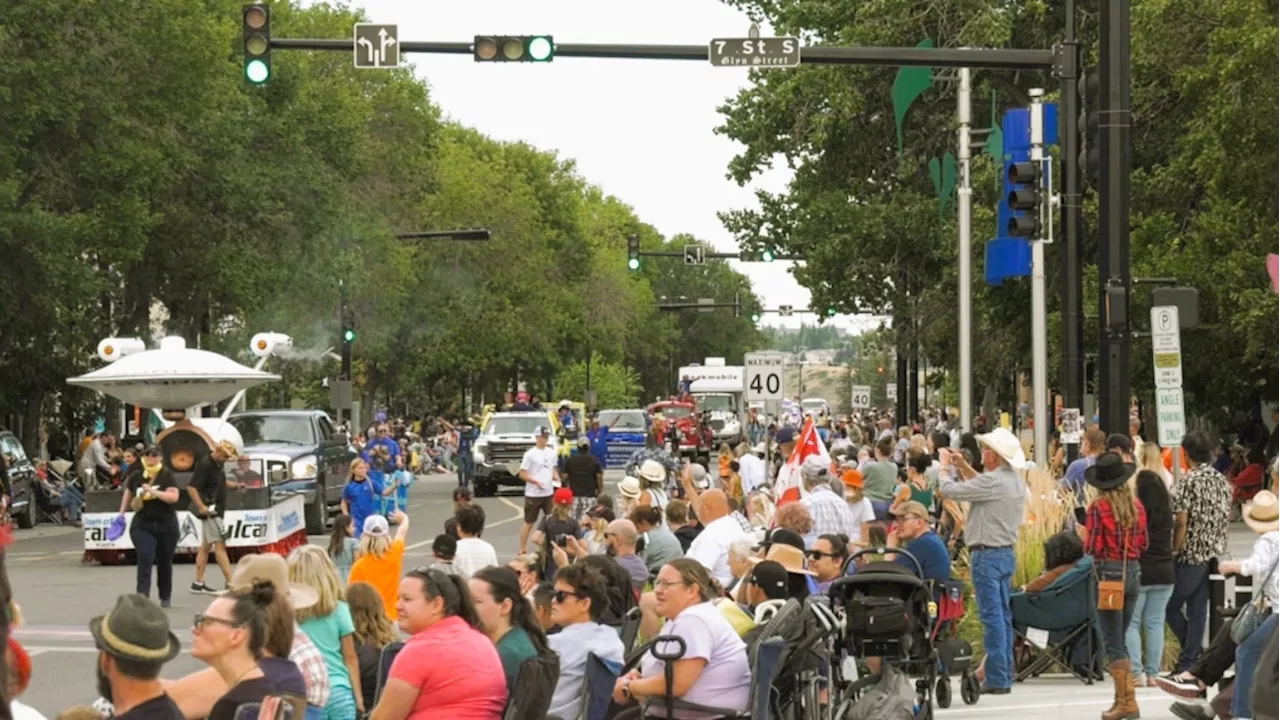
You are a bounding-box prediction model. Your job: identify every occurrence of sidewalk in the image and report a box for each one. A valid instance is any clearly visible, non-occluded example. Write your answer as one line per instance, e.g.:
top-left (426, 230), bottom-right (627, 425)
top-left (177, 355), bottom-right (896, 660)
top-left (938, 675), bottom-right (1189, 719)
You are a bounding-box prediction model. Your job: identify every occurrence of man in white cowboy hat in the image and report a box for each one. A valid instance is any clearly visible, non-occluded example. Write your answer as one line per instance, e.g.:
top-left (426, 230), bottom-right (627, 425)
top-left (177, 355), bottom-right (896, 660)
top-left (937, 425), bottom-right (1028, 695)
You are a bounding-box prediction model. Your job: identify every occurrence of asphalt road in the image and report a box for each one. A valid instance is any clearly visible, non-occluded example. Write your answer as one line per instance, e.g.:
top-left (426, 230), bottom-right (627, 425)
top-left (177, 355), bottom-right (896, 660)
top-left (4, 470), bottom-right (1261, 719)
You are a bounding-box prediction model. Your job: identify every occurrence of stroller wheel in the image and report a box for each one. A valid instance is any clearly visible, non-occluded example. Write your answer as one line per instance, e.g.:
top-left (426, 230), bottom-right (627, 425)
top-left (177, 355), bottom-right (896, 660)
top-left (961, 672), bottom-right (981, 705)
top-left (936, 677), bottom-right (952, 708)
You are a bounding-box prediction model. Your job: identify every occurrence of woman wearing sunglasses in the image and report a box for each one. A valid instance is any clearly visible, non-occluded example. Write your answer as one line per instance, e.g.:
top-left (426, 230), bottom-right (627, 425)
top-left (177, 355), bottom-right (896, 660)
top-left (369, 568), bottom-right (506, 720)
top-left (546, 563), bottom-right (624, 720)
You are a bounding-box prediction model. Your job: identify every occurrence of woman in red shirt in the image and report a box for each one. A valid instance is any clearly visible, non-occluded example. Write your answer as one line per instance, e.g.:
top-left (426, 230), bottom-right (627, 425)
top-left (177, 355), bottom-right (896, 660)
top-left (370, 568), bottom-right (507, 720)
top-left (1081, 452), bottom-right (1148, 720)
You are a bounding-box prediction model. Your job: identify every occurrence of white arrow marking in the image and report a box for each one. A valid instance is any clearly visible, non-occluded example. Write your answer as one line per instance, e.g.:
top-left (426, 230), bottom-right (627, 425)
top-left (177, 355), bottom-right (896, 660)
top-left (378, 28), bottom-right (397, 66)
top-left (357, 36), bottom-right (376, 65)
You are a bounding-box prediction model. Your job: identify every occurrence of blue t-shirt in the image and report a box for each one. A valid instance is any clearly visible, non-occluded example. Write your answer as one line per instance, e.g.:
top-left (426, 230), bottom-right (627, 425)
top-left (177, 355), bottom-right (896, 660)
top-left (298, 601), bottom-right (357, 692)
top-left (342, 476), bottom-right (384, 536)
top-left (588, 427), bottom-right (609, 463)
top-left (361, 437), bottom-right (401, 465)
top-left (895, 531), bottom-right (952, 582)
top-left (1060, 456), bottom-right (1095, 504)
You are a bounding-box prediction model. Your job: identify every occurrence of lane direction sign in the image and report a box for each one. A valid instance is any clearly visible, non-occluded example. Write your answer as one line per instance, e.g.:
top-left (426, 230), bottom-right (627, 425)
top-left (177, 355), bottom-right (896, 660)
top-left (709, 37), bottom-right (801, 68)
top-left (684, 245), bottom-right (705, 265)
top-left (354, 24), bottom-right (400, 68)
top-left (745, 352), bottom-right (785, 402)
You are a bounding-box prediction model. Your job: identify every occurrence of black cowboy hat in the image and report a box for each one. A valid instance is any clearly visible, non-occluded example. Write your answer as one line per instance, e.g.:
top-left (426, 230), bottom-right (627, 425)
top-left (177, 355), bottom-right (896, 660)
top-left (1084, 451), bottom-right (1137, 491)
top-left (89, 594), bottom-right (181, 664)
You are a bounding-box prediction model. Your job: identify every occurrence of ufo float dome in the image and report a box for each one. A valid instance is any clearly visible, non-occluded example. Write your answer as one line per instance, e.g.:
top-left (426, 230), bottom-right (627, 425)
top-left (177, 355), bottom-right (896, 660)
top-left (67, 336), bottom-right (280, 409)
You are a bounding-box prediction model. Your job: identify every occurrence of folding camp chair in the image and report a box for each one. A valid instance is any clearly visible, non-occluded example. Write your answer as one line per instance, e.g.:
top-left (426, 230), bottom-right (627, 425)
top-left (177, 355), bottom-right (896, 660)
top-left (1010, 557), bottom-right (1104, 685)
top-left (503, 651), bottom-right (560, 720)
top-left (373, 641), bottom-right (405, 705)
top-left (561, 652), bottom-right (621, 720)
top-left (614, 635), bottom-right (786, 720)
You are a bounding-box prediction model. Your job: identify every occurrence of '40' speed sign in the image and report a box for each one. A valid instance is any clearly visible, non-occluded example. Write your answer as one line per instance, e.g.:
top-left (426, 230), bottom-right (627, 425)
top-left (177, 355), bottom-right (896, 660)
top-left (744, 352), bottom-right (784, 402)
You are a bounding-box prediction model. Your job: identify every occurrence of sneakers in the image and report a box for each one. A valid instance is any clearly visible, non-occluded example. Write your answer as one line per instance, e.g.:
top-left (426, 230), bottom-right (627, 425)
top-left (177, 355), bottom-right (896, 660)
top-left (189, 581), bottom-right (215, 595)
top-left (1153, 673), bottom-right (1207, 700)
top-left (1169, 700), bottom-right (1215, 720)
top-left (160, 600), bottom-right (172, 609)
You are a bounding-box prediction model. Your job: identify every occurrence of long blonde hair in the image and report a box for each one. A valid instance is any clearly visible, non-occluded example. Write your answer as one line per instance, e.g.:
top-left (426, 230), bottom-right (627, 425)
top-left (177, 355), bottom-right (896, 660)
top-left (1097, 484), bottom-right (1139, 529)
top-left (358, 532), bottom-right (392, 560)
top-left (287, 545), bottom-right (344, 620)
top-left (347, 581), bottom-right (399, 647)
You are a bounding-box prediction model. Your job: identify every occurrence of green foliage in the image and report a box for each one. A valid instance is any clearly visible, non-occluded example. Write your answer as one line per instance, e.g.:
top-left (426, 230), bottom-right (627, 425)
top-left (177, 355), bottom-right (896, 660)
top-left (0, 0), bottom-right (765, 449)
top-left (554, 356), bottom-right (643, 409)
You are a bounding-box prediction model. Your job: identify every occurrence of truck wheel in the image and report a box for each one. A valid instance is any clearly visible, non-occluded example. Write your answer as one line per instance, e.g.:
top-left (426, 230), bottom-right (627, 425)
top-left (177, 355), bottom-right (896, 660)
top-left (15, 493), bottom-right (34, 529)
top-left (304, 497), bottom-right (326, 536)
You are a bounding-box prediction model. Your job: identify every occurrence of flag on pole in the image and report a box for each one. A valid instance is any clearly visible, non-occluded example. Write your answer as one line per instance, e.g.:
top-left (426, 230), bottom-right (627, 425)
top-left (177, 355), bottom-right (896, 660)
top-left (775, 417), bottom-right (831, 506)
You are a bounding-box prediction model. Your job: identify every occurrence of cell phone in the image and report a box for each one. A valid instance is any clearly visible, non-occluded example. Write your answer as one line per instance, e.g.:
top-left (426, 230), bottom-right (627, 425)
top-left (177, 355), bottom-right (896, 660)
top-left (553, 534), bottom-right (568, 547)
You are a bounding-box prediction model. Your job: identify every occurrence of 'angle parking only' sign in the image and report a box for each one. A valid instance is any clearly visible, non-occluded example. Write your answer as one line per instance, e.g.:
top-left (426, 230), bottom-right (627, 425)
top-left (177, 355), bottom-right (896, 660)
top-left (744, 352), bottom-right (785, 402)
top-left (1151, 305), bottom-right (1185, 446)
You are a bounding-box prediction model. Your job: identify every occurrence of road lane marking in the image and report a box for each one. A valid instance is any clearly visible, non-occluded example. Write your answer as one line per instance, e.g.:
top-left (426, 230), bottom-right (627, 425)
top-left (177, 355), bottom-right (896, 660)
top-left (22, 646), bottom-right (101, 654)
top-left (402, 497), bottom-right (524, 551)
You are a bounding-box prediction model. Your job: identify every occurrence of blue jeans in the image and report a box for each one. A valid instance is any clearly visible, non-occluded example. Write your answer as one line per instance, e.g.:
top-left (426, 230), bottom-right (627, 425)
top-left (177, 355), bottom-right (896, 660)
top-left (971, 546), bottom-right (1016, 689)
top-left (1098, 560), bottom-right (1141, 663)
top-left (1233, 612), bottom-right (1277, 719)
top-left (1167, 561), bottom-right (1211, 671)
top-left (458, 455), bottom-right (474, 486)
top-left (870, 499), bottom-right (892, 522)
top-left (60, 485), bottom-right (85, 521)
top-left (1126, 583), bottom-right (1175, 676)
top-left (305, 706), bottom-right (323, 720)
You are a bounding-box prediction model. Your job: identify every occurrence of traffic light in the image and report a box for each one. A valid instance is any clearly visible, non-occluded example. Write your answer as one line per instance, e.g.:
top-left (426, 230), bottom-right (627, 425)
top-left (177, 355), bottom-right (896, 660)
top-left (1078, 69), bottom-right (1100, 184)
top-left (626, 234), bottom-right (640, 271)
top-left (826, 307), bottom-right (837, 317)
top-left (342, 328), bottom-right (356, 343)
top-left (761, 250), bottom-right (775, 262)
top-left (1004, 160), bottom-right (1041, 239)
top-left (750, 312), bottom-right (761, 323)
top-left (242, 4), bottom-right (271, 85)
top-left (474, 35), bottom-right (554, 62)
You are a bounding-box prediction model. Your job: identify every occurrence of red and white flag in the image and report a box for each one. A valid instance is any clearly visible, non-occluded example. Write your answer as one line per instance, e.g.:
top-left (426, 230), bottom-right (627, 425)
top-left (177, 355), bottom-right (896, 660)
top-left (774, 418), bottom-right (831, 506)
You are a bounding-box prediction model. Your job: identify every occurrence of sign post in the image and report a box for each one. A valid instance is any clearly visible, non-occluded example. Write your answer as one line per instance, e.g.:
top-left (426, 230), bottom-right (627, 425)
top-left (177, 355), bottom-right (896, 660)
top-left (744, 352), bottom-right (785, 403)
top-left (851, 385), bottom-right (871, 411)
top-left (1151, 306), bottom-right (1185, 447)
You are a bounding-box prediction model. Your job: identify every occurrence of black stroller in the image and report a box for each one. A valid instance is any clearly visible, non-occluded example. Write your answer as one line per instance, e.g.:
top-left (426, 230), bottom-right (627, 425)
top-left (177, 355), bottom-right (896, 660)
top-left (827, 548), bottom-right (941, 720)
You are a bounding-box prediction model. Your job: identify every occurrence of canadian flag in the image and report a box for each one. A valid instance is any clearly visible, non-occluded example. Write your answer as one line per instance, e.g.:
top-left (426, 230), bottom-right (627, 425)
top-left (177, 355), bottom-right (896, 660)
top-left (774, 418), bottom-right (831, 506)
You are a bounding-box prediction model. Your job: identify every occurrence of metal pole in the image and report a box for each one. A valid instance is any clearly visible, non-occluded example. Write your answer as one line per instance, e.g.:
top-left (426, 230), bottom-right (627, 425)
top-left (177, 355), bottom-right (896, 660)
top-left (1030, 88), bottom-right (1049, 468)
top-left (957, 68), bottom-right (973, 433)
top-left (1100, 0), bottom-right (1133, 434)
top-left (1060, 0), bottom-right (1083, 463)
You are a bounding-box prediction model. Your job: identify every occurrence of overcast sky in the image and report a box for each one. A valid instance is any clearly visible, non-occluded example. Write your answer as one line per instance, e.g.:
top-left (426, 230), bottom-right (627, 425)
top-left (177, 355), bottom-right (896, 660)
top-left (350, 0), bottom-right (884, 333)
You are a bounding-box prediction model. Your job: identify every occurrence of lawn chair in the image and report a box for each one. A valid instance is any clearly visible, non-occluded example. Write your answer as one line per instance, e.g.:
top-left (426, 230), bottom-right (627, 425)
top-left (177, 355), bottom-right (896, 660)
top-left (614, 635), bottom-right (787, 720)
top-left (555, 652), bottom-right (621, 720)
top-left (1010, 556), bottom-right (1104, 684)
top-left (504, 651), bottom-right (561, 720)
top-left (373, 641), bottom-right (405, 705)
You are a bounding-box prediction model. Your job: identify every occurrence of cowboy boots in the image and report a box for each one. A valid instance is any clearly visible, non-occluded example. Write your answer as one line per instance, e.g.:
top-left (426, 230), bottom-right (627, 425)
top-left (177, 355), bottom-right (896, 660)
top-left (1102, 659), bottom-right (1141, 720)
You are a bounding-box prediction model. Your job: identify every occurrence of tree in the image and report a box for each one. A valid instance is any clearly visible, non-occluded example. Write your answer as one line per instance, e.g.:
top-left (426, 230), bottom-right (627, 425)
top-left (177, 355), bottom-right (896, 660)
top-left (554, 356), bottom-right (643, 410)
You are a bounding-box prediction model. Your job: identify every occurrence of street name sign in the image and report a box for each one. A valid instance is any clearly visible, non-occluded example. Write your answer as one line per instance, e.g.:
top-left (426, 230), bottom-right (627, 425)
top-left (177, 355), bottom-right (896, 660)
top-left (1151, 305), bottom-right (1185, 445)
top-left (354, 23), bottom-right (400, 68)
top-left (709, 37), bottom-right (801, 68)
top-left (744, 352), bottom-right (785, 402)
top-left (683, 245), bottom-right (705, 265)
top-left (851, 385), bottom-right (871, 410)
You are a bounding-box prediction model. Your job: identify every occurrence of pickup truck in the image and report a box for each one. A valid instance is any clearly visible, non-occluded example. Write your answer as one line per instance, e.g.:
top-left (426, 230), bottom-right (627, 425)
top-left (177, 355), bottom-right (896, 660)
top-left (471, 411), bottom-right (560, 497)
top-left (227, 410), bottom-right (355, 535)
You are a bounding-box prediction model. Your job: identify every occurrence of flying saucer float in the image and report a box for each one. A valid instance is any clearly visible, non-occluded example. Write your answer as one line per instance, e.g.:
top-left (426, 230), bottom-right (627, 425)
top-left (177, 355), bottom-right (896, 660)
top-left (70, 333), bottom-right (309, 565)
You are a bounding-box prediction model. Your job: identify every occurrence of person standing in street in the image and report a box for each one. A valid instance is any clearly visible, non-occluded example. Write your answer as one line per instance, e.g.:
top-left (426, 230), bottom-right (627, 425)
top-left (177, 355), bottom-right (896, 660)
top-left (563, 437), bottom-right (603, 522)
top-left (456, 419), bottom-right (476, 488)
top-left (187, 441), bottom-right (238, 595)
top-left (1166, 431), bottom-right (1232, 673)
top-left (937, 427), bottom-right (1028, 695)
top-left (1081, 452), bottom-right (1148, 720)
top-left (118, 447), bottom-right (180, 608)
top-left (518, 426), bottom-right (560, 555)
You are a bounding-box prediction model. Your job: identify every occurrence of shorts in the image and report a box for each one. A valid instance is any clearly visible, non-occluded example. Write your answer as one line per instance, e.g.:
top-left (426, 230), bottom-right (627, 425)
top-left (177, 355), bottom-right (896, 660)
top-left (524, 495), bottom-right (554, 524)
top-left (200, 516), bottom-right (226, 545)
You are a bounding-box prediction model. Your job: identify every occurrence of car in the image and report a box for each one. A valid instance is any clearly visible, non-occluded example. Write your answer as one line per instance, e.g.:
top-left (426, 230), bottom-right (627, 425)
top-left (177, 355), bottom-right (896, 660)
top-left (471, 411), bottom-right (562, 497)
top-left (0, 430), bottom-right (38, 529)
top-left (227, 410), bottom-right (355, 535)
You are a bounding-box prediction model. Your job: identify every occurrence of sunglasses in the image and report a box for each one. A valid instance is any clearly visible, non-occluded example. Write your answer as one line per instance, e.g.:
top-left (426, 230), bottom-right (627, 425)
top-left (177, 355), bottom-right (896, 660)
top-left (552, 589), bottom-right (586, 604)
top-left (807, 550), bottom-right (842, 560)
top-left (193, 613), bottom-right (242, 630)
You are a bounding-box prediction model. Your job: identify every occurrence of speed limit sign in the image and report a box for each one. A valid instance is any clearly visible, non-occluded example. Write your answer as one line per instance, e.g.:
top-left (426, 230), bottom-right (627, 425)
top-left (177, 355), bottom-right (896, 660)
top-left (744, 352), bottom-right (784, 402)
top-left (851, 385), bottom-right (871, 410)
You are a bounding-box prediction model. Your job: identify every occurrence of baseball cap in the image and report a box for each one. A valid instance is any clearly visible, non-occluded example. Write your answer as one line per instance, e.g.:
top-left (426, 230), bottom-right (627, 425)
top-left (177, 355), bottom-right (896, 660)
top-left (553, 488), bottom-right (574, 506)
top-left (890, 500), bottom-right (930, 521)
top-left (587, 505), bottom-right (616, 522)
top-left (688, 463), bottom-right (710, 489)
top-left (748, 560), bottom-right (789, 601)
top-left (577, 436), bottom-right (590, 448)
top-left (1105, 433), bottom-right (1132, 455)
top-left (775, 428), bottom-right (796, 444)
top-left (535, 425), bottom-right (552, 438)
top-left (363, 515), bottom-right (390, 537)
top-left (141, 445), bottom-right (162, 457)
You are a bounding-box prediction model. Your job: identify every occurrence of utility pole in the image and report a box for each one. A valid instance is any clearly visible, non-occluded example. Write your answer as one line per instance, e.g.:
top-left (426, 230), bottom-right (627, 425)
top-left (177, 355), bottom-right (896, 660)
top-left (1099, 0), bottom-right (1133, 434)
top-left (1059, 0), bottom-right (1083, 461)
top-left (1029, 89), bottom-right (1049, 468)
top-left (957, 67), bottom-right (974, 433)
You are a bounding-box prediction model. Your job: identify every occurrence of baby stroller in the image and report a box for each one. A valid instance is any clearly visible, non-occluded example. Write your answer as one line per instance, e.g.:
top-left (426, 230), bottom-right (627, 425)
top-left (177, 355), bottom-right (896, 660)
top-left (928, 579), bottom-right (980, 707)
top-left (827, 548), bottom-right (939, 720)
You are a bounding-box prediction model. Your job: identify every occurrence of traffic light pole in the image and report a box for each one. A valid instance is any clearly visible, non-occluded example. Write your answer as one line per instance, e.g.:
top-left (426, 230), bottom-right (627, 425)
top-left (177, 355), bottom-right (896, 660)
top-left (956, 67), bottom-right (974, 434)
top-left (1029, 89), bottom-right (1049, 469)
top-left (1059, 2), bottom-right (1083, 463)
top-left (1099, 0), bottom-right (1133, 435)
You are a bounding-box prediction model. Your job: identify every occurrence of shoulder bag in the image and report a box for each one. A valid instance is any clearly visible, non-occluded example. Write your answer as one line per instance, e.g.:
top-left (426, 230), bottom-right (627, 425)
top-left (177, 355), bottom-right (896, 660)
top-left (1231, 558), bottom-right (1277, 644)
top-left (1096, 532), bottom-right (1129, 611)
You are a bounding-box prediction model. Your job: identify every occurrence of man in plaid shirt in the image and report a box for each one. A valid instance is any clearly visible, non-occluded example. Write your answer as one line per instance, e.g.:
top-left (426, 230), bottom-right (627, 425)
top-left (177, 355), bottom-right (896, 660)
top-left (799, 456), bottom-right (859, 542)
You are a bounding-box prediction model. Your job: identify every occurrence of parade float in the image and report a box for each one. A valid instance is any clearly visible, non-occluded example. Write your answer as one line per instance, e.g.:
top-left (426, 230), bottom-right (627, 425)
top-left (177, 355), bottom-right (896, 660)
top-left (68, 333), bottom-right (309, 565)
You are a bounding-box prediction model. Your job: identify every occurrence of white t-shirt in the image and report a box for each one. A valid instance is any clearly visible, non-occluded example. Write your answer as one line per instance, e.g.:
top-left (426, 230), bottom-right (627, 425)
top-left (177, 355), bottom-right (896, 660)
top-left (454, 536), bottom-right (499, 578)
top-left (686, 514), bottom-right (750, 586)
top-left (737, 453), bottom-right (766, 495)
top-left (11, 700), bottom-right (46, 720)
top-left (640, 602), bottom-right (751, 715)
top-left (521, 445), bottom-right (559, 498)
top-left (847, 497), bottom-right (875, 545)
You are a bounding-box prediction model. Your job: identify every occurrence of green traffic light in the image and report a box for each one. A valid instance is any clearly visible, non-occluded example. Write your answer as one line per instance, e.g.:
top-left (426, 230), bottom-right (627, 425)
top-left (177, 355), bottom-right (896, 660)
top-left (527, 36), bottom-right (554, 61)
top-left (751, 313), bottom-right (761, 323)
top-left (826, 307), bottom-right (837, 317)
top-left (627, 258), bottom-right (640, 271)
top-left (761, 250), bottom-right (774, 262)
top-left (343, 329), bottom-right (356, 343)
top-left (245, 59), bottom-right (270, 84)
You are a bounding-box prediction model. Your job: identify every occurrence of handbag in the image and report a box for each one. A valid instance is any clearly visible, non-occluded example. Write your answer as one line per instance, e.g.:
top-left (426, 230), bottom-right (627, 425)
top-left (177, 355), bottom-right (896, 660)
top-left (1096, 533), bottom-right (1129, 611)
top-left (1231, 559), bottom-right (1277, 644)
